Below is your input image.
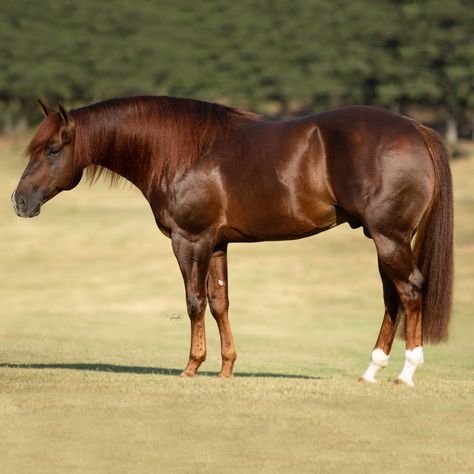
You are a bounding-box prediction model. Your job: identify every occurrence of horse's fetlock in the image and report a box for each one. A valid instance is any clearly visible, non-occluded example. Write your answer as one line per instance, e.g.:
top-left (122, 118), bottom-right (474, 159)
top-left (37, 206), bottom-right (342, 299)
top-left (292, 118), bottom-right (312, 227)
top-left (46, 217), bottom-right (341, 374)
top-left (191, 352), bottom-right (206, 364)
top-left (222, 350), bottom-right (237, 363)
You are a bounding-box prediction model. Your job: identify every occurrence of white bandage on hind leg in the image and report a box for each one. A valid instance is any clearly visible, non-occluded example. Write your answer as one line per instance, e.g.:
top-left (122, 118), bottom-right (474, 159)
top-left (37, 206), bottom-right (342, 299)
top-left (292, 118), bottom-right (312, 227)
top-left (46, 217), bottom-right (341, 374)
top-left (396, 346), bottom-right (424, 387)
top-left (361, 348), bottom-right (390, 383)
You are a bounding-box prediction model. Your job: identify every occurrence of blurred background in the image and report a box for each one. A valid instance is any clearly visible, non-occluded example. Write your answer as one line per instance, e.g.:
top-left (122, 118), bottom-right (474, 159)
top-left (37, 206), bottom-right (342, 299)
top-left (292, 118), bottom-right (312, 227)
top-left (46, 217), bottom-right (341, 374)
top-left (1, 2), bottom-right (473, 473)
top-left (0, 0), bottom-right (473, 145)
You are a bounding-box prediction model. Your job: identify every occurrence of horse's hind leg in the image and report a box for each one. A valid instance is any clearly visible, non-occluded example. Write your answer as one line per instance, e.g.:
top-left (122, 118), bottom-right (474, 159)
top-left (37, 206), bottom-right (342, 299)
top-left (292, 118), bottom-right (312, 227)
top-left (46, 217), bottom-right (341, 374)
top-left (207, 246), bottom-right (237, 377)
top-left (371, 233), bottom-right (424, 386)
top-left (359, 260), bottom-right (401, 383)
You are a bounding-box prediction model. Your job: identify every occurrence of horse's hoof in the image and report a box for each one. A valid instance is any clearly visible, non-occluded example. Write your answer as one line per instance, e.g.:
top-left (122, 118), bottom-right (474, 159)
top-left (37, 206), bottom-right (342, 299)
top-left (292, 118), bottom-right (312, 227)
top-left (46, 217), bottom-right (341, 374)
top-left (394, 378), bottom-right (414, 387)
top-left (358, 377), bottom-right (376, 384)
top-left (218, 372), bottom-right (233, 378)
top-left (180, 371), bottom-right (195, 378)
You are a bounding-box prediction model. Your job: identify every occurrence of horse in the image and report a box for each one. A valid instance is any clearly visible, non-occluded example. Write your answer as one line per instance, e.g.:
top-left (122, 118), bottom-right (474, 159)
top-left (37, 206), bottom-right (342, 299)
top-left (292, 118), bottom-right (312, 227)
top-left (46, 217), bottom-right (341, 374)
top-left (12, 96), bottom-right (453, 386)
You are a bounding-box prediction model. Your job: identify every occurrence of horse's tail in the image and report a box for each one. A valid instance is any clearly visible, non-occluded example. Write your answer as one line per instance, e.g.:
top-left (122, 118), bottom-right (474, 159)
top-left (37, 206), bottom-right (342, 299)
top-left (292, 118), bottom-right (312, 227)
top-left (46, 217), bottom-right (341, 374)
top-left (412, 123), bottom-right (454, 343)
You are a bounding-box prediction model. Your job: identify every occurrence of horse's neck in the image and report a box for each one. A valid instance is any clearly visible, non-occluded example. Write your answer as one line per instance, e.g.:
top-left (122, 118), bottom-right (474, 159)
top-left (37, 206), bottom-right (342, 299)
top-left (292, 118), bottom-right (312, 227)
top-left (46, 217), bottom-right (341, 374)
top-left (83, 127), bottom-right (155, 197)
top-left (75, 103), bottom-right (250, 201)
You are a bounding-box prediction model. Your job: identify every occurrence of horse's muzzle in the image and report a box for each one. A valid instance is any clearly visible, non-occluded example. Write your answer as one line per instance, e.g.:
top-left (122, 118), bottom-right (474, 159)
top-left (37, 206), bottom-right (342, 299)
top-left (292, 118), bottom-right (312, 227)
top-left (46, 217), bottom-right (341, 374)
top-left (11, 191), bottom-right (41, 218)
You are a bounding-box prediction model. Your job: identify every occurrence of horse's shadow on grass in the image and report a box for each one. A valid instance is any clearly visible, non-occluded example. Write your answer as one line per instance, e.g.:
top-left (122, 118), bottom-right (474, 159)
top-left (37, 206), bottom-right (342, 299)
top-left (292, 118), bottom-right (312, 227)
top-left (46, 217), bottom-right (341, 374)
top-left (0, 363), bottom-right (320, 379)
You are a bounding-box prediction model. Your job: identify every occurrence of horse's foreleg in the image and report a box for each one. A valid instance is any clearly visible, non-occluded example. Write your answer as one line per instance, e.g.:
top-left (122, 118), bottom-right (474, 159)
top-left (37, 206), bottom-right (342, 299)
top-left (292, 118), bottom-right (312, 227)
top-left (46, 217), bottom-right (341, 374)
top-left (172, 232), bottom-right (213, 377)
top-left (360, 261), bottom-right (400, 383)
top-left (207, 247), bottom-right (237, 377)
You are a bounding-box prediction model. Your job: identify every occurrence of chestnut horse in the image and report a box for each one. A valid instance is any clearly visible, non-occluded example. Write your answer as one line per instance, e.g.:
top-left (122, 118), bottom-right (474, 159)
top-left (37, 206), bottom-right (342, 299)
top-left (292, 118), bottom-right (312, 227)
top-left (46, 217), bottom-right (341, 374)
top-left (12, 97), bottom-right (453, 386)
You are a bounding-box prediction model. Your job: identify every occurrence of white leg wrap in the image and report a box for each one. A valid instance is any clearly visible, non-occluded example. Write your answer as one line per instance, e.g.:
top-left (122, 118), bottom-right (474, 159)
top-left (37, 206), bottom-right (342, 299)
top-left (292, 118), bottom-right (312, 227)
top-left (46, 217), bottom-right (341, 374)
top-left (396, 346), bottom-right (424, 387)
top-left (360, 349), bottom-right (390, 383)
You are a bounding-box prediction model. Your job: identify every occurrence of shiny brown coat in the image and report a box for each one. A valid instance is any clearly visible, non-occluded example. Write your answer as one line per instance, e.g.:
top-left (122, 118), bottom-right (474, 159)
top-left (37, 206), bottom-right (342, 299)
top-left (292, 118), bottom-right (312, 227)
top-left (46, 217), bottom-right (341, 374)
top-left (13, 97), bottom-right (453, 378)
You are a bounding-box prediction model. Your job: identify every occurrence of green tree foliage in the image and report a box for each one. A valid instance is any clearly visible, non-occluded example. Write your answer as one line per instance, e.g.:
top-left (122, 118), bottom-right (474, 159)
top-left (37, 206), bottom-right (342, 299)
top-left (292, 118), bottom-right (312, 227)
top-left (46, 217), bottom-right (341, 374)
top-left (394, 0), bottom-right (474, 143)
top-left (0, 0), bottom-right (472, 139)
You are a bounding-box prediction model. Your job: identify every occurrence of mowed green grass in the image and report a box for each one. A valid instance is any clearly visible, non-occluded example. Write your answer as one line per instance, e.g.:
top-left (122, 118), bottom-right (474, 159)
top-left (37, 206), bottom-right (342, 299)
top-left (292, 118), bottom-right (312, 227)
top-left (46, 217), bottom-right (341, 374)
top-left (1, 136), bottom-right (473, 474)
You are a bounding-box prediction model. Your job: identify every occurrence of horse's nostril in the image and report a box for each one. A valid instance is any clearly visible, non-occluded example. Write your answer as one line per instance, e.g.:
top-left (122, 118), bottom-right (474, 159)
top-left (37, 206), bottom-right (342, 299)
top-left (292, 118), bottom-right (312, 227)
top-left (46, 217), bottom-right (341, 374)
top-left (17, 196), bottom-right (26, 211)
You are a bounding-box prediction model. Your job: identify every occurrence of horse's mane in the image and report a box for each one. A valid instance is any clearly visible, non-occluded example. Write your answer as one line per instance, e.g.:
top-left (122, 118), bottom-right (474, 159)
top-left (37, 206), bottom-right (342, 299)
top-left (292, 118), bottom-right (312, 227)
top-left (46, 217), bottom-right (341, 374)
top-left (70, 96), bottom-right (259, 192)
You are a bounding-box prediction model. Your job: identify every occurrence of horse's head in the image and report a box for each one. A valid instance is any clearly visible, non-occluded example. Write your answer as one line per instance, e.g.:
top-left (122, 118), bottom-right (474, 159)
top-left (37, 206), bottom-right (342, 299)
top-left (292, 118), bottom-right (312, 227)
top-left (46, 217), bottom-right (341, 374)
top-left (12, 100), bottom-right (83, 217)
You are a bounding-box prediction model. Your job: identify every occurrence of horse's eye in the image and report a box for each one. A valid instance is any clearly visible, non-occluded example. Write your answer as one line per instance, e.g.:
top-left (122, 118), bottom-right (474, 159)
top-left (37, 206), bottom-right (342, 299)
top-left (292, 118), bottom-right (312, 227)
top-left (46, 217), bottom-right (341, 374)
top-left (47, 147), bottom-right (61, 158)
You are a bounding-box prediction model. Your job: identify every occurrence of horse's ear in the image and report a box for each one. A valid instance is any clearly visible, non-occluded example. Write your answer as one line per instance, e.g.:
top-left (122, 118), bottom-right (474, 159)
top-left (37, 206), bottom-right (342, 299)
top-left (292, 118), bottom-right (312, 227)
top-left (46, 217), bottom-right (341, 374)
top-left (38, 98), bottom-right (54, 118)
top-left (58, 102), bottom-right (71, 125)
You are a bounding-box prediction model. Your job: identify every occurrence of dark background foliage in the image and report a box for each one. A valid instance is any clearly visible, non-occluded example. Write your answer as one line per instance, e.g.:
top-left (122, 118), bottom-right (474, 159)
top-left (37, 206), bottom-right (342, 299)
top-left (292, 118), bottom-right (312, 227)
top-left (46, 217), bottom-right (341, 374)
top-left (0, 0), bottom-right (473, 142)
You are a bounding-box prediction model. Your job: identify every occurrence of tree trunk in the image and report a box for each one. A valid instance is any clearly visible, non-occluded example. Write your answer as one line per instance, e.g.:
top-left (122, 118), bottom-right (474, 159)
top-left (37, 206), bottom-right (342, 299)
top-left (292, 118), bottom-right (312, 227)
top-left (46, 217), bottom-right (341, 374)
top-left (445, 112), bottom-right (458, 146)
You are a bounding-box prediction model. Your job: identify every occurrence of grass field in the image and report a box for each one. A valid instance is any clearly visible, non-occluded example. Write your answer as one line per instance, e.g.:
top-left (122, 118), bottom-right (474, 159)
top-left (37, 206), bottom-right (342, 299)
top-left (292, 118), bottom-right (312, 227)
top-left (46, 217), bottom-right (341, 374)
top-left (1, 135), bottom-right (473, 474)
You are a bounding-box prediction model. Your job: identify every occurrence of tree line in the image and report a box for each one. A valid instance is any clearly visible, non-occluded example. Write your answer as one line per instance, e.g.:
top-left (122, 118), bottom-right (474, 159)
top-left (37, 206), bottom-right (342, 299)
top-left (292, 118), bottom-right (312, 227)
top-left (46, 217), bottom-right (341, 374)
top-left (0, 0), bottom-right (473, 143)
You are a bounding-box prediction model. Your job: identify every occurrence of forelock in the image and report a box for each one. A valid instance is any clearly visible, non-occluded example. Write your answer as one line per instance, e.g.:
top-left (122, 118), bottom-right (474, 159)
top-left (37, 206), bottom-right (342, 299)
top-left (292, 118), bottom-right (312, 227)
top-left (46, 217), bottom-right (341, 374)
top-left (26, 113), bottom-right (62, 157)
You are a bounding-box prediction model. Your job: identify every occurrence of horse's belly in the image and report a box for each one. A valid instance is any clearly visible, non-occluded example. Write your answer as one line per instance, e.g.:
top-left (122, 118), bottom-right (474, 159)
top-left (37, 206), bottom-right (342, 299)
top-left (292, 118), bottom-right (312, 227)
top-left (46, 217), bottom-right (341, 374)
top-left (224, 197), bottom-right (338, 242)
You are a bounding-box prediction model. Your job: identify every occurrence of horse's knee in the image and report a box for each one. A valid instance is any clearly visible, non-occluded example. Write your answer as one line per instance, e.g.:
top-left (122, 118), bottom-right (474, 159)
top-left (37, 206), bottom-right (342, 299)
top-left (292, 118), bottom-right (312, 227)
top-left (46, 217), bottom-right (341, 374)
top-left (186, 293), bottom-right (207, 317)
top-left (208, 292), bottom-right (229, 317)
